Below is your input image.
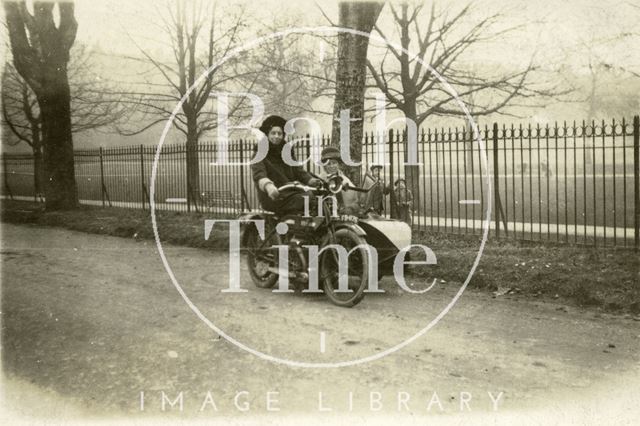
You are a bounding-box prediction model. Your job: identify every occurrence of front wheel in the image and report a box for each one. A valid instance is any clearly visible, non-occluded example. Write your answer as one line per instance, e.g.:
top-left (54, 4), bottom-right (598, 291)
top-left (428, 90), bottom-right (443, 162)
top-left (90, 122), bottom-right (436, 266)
top-left (244, 223), bottom-right (280, 288)
top-left (319, 228), bottom-right (370, 308)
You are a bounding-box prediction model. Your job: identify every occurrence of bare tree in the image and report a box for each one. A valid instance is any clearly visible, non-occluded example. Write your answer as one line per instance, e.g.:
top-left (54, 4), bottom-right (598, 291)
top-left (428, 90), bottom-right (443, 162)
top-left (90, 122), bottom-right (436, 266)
top-left (366, 1), bottom-right (558, 205)
top-left (569, 21), bottom-right (640, 120)
top-left (2, 62), bottom-right (45, 197)
top-left (4, 0), bottom-right (78, 210)
top-left (2, 45), bottom-right (126, 197)
top-left (116, 0), bottom-right (250, 204)
top-left (331, 0), bottom-right (385, 184)
top-left (553, 2), bottom-right (640, 163)
top-left (250, 24), bottom-right (337, 119)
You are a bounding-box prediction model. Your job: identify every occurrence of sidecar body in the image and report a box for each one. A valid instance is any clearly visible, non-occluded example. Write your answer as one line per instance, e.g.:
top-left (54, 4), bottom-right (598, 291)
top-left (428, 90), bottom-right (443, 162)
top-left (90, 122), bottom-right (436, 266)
top-left (356, 212), bottom-right (412, 277)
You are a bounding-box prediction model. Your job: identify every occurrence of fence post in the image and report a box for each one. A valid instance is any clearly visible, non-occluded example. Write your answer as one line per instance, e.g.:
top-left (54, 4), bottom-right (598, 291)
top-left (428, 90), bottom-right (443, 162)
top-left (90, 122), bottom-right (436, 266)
top-left (634, 115), bottom-right (639, 251)
top-left (3, 156), bottom-right (14, 200)
top-left (186, 144), bottom-right (191, 213)
top-left (306, 133), bottom-right (311, 172)
top-left (99, 147), bottom-right (105, 207)
top-left (239, 139), bottom-right (246, 212)
top-left (493, 123), bottom-right (501, 238)
top-left (139, 145), bottom-right (145, 210)
top-left (388, 129), bottom-right (395, 218)
top-left (32, 154), bottom-right (36, 202)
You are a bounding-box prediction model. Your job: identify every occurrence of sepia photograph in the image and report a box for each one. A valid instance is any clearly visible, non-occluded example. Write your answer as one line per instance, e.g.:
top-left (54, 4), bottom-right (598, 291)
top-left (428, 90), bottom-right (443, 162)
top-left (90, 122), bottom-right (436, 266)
top-left (1, 0), bottom-right (639, 424)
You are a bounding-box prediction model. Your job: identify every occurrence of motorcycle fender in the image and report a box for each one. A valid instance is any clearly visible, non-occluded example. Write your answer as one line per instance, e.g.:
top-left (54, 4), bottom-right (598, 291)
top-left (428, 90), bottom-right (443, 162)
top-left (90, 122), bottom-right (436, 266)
top-left (333, 222), bottom-right (367, 237)
top-left (237, 212), bottom-right (269, 247)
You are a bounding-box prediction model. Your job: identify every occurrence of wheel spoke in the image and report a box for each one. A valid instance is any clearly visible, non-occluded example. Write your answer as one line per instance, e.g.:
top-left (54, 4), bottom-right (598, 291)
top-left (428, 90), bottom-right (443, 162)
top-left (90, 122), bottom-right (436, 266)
top-left (320, 229), bottom-right (370, 307)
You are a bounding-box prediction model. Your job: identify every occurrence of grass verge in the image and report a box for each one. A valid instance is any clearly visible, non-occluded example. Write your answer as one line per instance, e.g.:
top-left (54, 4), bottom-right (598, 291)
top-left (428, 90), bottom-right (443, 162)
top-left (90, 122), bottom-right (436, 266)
top-left (2, 200), bottom-right (638, 314)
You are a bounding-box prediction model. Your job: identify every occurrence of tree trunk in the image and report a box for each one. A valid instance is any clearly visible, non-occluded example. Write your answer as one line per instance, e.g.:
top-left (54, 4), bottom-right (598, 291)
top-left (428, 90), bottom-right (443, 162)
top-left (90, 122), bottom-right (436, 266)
top-left (397, 3), bottom-right (418, 222)
top-left (31, 127), bottom-right (45, 197)
top-left (4, 1), bottom-right (79, 210)
top-left (39, 69), bottom-right (78, 210)
top-left (404, 101), bottom-right (420, 223)
top-left (185, 117), bottom-right (200, 208)
top-left (331, 1), bottom-right (384, 185)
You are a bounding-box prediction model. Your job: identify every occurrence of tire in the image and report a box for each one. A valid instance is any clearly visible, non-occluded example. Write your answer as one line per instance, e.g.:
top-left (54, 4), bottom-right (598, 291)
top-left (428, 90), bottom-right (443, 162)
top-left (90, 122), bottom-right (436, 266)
top-left (320, 228), bottom-right (370, 308)
top-left (244, 223), bottom-right (279, 289)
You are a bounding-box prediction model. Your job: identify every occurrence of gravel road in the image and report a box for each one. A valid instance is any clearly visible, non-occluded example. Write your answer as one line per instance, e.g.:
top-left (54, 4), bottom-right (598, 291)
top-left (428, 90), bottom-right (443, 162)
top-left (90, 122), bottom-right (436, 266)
top-left (1, 223), bottom-right (639, 424)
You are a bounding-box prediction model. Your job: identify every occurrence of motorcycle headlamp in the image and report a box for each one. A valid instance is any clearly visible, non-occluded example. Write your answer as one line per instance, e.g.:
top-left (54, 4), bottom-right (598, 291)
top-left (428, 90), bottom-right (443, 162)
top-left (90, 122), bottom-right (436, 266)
top-left (327, 174), bottom-right (344, 194)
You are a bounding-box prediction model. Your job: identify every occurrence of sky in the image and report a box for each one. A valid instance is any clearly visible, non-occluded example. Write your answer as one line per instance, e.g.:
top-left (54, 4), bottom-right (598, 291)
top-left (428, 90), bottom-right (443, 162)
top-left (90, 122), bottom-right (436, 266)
top-left (2, 0), bottom-right (639, 149)
top-left (69, 0), bottom-right (639, 69)
top-left (4, 0), bottom-right (636, 76)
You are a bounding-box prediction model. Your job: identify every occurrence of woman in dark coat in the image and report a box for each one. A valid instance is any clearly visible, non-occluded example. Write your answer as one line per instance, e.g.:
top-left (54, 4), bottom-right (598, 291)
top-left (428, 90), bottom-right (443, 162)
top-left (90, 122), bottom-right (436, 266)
top-left (250, 115), bottom-right (320, 215)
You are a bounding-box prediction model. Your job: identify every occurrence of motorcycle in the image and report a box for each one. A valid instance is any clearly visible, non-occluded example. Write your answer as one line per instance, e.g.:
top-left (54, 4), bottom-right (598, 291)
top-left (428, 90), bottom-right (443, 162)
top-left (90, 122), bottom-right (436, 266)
top-left (239, 173), bottom-right (412, 307)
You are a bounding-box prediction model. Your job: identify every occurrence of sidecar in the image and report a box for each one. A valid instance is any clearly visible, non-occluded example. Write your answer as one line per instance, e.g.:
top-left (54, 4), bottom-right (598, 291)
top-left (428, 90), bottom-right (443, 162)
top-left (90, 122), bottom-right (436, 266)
top-left (356, 212), bottom-right (412, 278)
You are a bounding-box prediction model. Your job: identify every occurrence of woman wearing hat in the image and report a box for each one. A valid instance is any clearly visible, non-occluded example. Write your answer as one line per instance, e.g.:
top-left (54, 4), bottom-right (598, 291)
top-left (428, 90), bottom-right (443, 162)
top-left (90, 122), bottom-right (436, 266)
top-left (250, 115), bottom-right (321, 215)
top-left (393, 178), bottom-right (413, 225)
top-left (362, 163), bottom-right (391, 215)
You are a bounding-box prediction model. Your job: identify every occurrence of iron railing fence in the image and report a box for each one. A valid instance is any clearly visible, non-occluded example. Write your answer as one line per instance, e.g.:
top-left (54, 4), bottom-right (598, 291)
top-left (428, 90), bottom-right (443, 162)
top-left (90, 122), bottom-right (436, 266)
top-left (2, 116), bottom-right (639, 248)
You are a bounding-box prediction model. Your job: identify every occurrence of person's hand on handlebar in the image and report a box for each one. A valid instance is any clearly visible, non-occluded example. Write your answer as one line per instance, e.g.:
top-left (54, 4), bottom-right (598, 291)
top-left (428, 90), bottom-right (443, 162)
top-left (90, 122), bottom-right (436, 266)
top-left (308, 178), bottom-right (323, 188)
top-left (265, 182), bottom-right (280, 200)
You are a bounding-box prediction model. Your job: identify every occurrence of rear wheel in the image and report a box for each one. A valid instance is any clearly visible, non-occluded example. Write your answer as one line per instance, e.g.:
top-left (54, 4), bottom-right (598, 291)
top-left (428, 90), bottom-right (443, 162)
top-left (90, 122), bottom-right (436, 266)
top-left (320, 228), bottom-right (369, 307)
top-left (244, 223), bottom-right (280, 288)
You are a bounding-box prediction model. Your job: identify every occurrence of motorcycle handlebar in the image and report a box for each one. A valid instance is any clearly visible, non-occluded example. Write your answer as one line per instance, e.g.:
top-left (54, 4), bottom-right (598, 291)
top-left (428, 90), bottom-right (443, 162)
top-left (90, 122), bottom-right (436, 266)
top-left (276, 181), bottom-right (371, 194)
top-left (277, 182), bottom-right (318, 193)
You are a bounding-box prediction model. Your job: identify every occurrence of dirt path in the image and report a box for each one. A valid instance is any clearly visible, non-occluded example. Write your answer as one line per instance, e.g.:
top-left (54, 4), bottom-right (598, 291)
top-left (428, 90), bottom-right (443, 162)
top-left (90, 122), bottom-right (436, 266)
top-left (1, 223), bottom-right (639, 424)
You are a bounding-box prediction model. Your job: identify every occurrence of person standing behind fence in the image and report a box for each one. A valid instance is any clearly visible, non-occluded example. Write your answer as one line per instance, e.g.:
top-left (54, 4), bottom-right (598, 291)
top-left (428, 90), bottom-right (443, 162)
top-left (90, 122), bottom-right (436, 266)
top-left (362, 164), bottom-right (391, 215)
top-left (393, 178), bottom-right (413, 225)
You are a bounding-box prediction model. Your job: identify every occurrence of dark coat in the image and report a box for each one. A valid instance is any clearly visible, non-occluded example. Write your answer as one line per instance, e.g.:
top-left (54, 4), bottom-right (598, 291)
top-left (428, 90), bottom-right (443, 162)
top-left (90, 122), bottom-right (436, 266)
top-left (393, 187), bottom-right (413, 224)
top-left (250, 142), bottom-right (313, 213)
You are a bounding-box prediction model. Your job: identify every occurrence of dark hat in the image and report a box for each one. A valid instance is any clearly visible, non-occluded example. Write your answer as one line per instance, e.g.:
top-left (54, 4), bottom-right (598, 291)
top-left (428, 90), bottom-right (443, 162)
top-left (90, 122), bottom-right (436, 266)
top-left (259, 115), bottom-right (287, 136)
top-left (394, 178), bottom-right (406, 186)
top-left (321, 146), bottom-right (341, 162)
top-left (370, 164), bottom-right (383, 170)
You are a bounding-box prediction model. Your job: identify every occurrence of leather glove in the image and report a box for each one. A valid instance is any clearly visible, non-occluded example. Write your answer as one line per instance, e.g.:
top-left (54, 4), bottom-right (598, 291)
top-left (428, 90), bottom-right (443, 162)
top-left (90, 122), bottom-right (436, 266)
top-left (308, 178), bottom-right (323, 188)
top-left (265, 183), bottom-right (280, 200)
